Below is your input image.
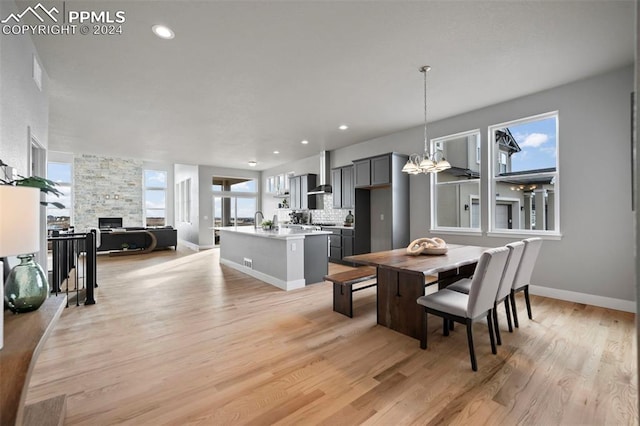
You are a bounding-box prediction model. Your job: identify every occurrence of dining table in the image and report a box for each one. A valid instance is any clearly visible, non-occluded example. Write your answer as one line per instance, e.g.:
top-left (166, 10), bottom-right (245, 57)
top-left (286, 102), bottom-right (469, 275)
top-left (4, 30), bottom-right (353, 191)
top-left (344, 244), bottom-right (492, 340)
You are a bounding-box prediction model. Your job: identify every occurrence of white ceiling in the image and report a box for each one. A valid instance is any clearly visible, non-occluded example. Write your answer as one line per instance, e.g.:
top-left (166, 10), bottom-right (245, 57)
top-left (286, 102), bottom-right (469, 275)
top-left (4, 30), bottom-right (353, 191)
top-left (25, 0), bottom-right (635, 171)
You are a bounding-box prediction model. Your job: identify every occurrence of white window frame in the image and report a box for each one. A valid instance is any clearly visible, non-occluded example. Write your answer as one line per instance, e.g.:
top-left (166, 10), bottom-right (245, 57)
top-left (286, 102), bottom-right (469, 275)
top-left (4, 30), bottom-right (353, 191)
top-left (211, 176), bottom-right (258, 227)
top-left (487, 111), bottom-right (561, 239)
top-left (46, 161), bottom-right (73, 230)
top-left (499, 152), bottom-right (508, 174)
top-left (430, 128), bottom-right (483, 236)
top-left (144, 169), bottom-right (167, 227)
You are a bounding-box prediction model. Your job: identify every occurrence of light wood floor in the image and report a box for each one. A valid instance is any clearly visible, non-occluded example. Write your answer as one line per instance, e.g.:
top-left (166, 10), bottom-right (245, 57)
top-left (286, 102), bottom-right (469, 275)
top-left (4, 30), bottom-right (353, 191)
top-left (26, 248), bottom-right (637, 425)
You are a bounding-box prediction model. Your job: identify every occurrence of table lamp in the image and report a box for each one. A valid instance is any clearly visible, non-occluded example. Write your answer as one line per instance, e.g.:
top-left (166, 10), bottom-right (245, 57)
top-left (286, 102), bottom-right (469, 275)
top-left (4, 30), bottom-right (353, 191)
top-left (0, 186), bottom-right (46, 349)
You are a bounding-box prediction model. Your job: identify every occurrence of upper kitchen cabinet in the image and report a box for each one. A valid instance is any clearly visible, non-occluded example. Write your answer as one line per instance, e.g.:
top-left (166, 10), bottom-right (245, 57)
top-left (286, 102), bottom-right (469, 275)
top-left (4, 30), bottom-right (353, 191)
top-left (354, 159), bottom-right (371, 187)
top-left (353, 153), bottom-right (407, 188)
top-left (331, 165), bottom-right (354, 209)
top-left (289, 174), bottom-right (317, 210)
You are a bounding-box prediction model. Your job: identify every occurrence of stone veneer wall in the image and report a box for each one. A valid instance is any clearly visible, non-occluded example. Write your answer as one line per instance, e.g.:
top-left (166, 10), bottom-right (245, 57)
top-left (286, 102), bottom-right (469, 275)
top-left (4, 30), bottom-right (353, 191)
top-left (74, 154), bottom-right (143, 231)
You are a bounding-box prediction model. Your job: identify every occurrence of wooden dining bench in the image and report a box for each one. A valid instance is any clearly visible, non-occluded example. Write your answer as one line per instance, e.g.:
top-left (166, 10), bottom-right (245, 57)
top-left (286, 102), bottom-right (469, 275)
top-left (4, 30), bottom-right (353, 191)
top-left (324, 267), bottom-right (377, 318)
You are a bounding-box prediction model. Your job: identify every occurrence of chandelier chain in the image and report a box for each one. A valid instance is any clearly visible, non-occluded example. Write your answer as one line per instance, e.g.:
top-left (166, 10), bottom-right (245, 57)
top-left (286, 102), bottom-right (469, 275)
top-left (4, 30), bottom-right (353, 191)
top-left (423, 66), bottom-right (428, 153)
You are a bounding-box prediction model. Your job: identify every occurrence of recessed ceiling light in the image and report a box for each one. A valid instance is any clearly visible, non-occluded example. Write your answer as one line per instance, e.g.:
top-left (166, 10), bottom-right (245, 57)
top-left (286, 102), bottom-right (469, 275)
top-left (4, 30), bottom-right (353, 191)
top-left (273, 150), bottom-right (280, 154)
top-left (338, 124), bottom-right (349, 130)
top-left (301, 140), bottom-right (309, 145)
top-left (248, 161), bottom-right (257, 167)
top-left (152, 25), bottom-right (175, 40)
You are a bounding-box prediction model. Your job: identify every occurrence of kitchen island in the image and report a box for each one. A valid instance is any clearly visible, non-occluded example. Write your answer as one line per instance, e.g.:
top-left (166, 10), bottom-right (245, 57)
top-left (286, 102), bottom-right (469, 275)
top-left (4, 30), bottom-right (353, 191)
top-left (218, 226), bottom-right (331, 291)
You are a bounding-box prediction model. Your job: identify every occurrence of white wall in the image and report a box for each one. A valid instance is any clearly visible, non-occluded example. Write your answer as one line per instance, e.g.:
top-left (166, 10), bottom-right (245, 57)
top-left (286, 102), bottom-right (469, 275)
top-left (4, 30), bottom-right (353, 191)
top-left (0, 0), bottom-right (49, 268)
top-left (262, 65), bottom-right (636, 308)
top-left (0, 1), bottom-right (49, 173)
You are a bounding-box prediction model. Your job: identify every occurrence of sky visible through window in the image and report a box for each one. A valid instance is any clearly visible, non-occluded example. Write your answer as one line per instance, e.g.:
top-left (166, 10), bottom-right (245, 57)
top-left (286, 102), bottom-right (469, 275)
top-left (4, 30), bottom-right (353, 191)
top-left (508, 116), bottom-right (557, 173)
top-left (48, 162), bottom-right (71, 183)
top-left (47, 162), bottom-right (71, 215)
top-left (145, 190), bottom-right (166, 209)
top-left (144, 170), bottom-right (167, 188)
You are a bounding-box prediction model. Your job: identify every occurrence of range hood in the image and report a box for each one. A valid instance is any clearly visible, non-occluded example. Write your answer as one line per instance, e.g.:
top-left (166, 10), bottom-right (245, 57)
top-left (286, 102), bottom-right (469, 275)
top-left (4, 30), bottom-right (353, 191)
top-left (307, 150), bottom-right (332, 195)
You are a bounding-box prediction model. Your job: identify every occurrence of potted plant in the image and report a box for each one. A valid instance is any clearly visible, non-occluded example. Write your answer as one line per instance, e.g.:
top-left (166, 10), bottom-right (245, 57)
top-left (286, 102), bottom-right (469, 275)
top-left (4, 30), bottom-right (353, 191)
top-left (261, 219), bottom-right (274, 230)
top-left (0, 159), bottom-right (64, 207)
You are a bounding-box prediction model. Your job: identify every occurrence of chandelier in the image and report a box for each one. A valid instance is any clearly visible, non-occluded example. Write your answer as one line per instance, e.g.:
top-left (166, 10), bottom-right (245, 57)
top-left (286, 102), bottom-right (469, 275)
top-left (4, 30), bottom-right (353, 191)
top-left (402, 66), bottom-right (451, 174)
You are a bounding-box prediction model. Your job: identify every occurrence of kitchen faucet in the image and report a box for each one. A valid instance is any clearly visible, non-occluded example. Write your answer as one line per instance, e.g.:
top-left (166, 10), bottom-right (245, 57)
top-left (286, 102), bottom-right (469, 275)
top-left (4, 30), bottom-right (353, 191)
top-left (254, 211), bottom-right (264, 229)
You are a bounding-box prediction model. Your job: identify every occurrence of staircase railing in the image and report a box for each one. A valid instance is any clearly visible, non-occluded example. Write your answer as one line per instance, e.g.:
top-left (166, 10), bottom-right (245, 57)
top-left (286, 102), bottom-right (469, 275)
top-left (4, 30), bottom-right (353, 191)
top-left (48, 230), bottom-right (97, 307)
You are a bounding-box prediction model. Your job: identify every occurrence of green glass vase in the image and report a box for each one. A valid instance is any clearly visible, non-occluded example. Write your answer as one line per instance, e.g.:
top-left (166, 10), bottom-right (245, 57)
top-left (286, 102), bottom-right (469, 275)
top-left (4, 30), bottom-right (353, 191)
top-left (4, 254), bottom-right (49, 313)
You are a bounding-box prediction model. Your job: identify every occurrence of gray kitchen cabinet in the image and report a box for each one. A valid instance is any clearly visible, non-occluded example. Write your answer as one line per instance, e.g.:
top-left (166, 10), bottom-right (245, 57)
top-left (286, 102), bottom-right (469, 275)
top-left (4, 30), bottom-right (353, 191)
top-left (341, 166), bottom-right (354, 208)
top-left (325, 227), bottom-right (355, 264)
top-left (331, 165), bottom-right (354, 209)
top-left (342, 229), bottom-right (354, 258)
top-left (331, 168), bottom-right (342, 209)
top-left (354, 154), bottom-right (391, 188)
top-left (354, 159), bottom-right (371, 188)
top-left (289, 174), bottom-right (317, 210)
top-left (371, 155), bottom-right (391, 186)
top-left (328, 229), bottom-right (342, 263)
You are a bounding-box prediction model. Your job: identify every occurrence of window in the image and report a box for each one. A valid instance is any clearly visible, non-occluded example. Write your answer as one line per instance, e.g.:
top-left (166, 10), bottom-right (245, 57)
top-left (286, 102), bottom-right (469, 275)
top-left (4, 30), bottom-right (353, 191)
top-left (489, 111), bottom-right (559, 234)
top-left (431, 130), bottom-right (482, 232)
top-left (212, 176), bottom-right (258, 242)
top-left (46, 162), bottom-right (72, 230)
top-left (176, 178), bottom-right (191, 223)
top-left (144, 170), bottom-right (167, 227)
top-left (499, 152), bottom-right (508, 174)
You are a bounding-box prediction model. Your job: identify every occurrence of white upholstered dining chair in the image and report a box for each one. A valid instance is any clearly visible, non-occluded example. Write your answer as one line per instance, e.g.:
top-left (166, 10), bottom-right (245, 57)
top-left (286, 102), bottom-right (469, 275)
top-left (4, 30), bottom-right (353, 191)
top-left (510, 237), bottom-right (543, 327)
top-left (416, 246), bottom-right (510, 371)
top-left (448, 241), bottom-right (525, 345)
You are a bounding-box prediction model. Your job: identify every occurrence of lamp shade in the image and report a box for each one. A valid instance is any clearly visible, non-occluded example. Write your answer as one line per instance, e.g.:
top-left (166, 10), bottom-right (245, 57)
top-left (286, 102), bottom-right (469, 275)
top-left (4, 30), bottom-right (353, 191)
top-left (0, 186), bottom-right (41, 257)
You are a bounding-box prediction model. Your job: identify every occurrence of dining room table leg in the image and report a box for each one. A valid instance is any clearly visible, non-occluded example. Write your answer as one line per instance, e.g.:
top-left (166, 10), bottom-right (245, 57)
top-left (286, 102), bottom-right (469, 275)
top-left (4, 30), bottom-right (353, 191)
top-left (376, 266), bottom-right (425, 339)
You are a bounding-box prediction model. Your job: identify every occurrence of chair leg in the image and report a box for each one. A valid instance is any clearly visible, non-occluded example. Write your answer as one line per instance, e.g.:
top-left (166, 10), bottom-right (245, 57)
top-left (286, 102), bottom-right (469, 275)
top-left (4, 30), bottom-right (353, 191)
top-left (487, 312), bottom-right (497, 355)
top-left (524, 285), bottom-right (533, 320)
top-left (493, 303), bottom-right (501, 346)
top-left (420, 309), bottom-right (428, 349)
top-left (442, 318), bottom-right (449, 336)
top-left (510, 290), bottom-right (520, 328)
top-left (504, 298), bottom-right (513, 332)
top-left (466, 318), bottom-right (477, 371)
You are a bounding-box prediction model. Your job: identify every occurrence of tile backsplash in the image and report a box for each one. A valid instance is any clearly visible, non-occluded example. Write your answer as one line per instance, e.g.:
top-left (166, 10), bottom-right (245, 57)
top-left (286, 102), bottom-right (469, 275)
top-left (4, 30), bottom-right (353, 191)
top-left (276, 194), bottom-right (354, 225)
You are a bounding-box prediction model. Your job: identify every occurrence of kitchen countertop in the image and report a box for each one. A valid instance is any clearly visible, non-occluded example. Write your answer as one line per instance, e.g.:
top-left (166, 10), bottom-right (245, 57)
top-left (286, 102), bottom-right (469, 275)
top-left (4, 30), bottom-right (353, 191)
top-left (280, 224), bottom-right (355, 230)
top-left (317, 224), bottom-right (355, 230)
top-left (216, 226), bottom-right (331, 240)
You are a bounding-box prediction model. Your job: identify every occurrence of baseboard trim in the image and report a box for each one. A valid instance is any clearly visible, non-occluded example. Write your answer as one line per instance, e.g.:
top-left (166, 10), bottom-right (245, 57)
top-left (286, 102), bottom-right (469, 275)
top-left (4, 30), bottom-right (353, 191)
top-left (219, 258), bottom-right (305, 291)
top-left (530, 285), bottom-right (636, 313)
top-left (178, 239), bottom-right (200, 252)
